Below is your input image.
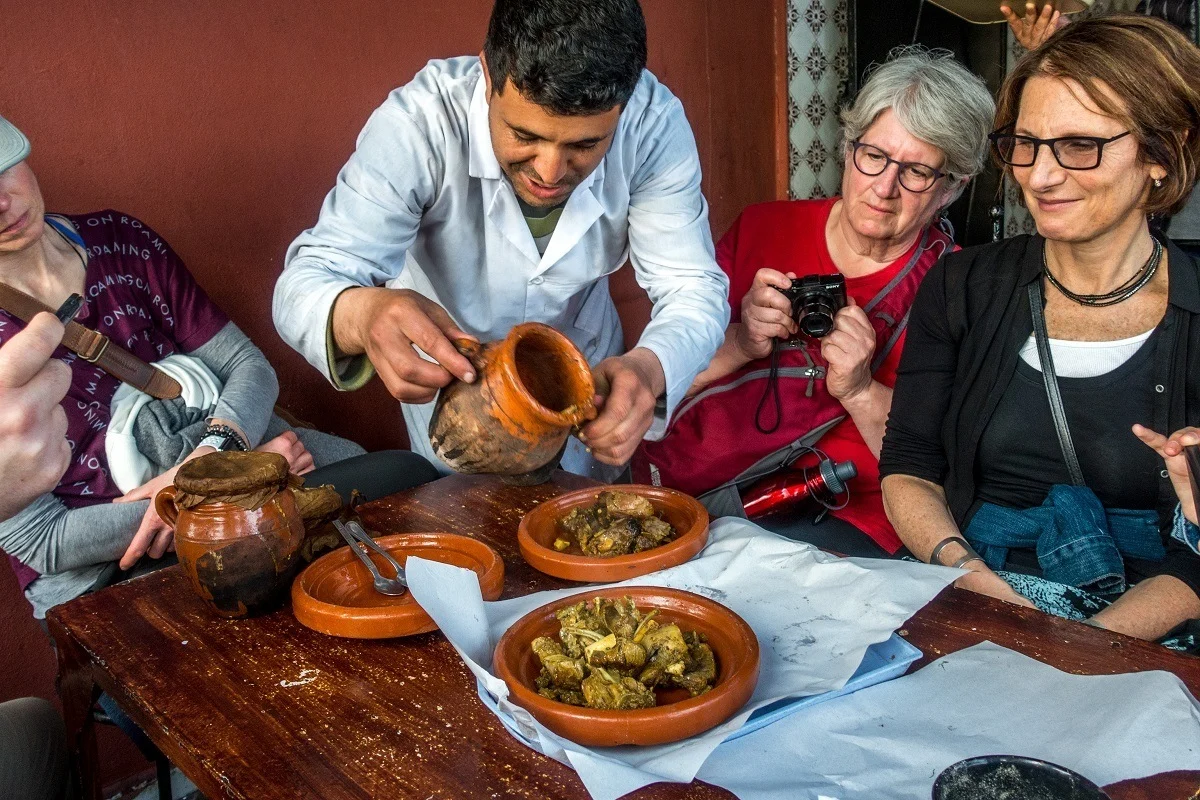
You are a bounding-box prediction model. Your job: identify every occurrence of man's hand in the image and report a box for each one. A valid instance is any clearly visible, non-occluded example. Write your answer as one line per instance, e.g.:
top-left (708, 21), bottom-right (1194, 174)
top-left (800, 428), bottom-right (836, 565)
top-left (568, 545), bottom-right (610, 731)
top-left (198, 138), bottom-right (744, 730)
top-left (1133, 424), bottom-right (1200, 525)
top-left (0, 313), bottom-right (72, 522)
top-left (580, 348), bottom-right (666, 466)
top-left (735, 268), bottom-right (798, 361)
top-left (820, 298), bottom-right (876, 404)
top-left (333, 287), bottom-right (478, 404)
top-left (1001, 2), bottom-right (1068, 50)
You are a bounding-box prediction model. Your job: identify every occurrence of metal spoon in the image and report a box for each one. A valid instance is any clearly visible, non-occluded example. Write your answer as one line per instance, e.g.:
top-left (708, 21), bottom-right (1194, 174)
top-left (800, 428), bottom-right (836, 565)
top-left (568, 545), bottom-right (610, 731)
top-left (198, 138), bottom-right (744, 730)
top-left (333, 519), bottom-right (408, 597)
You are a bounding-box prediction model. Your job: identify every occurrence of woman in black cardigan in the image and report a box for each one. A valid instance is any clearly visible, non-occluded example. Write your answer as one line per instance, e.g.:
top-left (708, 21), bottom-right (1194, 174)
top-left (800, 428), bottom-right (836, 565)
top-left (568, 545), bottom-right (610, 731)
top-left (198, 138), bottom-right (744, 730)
top-left (880, 14), bottom-right (1200, 642)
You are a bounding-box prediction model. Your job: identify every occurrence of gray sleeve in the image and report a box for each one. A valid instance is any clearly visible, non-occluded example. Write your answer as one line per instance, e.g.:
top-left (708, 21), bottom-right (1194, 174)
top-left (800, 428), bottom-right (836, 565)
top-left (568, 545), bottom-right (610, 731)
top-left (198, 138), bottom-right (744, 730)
top-left (189, 321), bottom-right (280, 447)
top-left (0, 494), bottom-right (147, 575)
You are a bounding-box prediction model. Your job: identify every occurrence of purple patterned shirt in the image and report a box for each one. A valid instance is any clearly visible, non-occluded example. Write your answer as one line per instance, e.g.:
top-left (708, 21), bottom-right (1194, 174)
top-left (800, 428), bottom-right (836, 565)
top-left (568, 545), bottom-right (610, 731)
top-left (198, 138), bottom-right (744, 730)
top-left (4, 211), bottom-right (228, 589)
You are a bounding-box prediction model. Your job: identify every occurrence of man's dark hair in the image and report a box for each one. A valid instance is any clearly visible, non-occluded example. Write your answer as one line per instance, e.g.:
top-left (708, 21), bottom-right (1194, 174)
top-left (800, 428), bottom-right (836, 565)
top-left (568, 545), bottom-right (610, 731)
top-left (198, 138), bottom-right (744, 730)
top-left (483, 0), bottom-right (648, 115)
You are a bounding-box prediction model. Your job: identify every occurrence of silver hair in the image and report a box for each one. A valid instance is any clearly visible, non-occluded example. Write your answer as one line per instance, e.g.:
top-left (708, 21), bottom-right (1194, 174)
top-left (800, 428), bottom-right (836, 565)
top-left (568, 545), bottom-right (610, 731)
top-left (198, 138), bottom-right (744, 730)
top-left (840, 46), bottom-right (995, 201)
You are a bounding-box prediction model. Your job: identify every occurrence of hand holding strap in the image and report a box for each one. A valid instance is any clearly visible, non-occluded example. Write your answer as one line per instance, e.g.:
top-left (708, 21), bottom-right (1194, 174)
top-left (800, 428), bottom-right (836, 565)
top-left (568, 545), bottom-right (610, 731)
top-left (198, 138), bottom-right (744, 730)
top-left (0, 282), bottom-right (182, 400)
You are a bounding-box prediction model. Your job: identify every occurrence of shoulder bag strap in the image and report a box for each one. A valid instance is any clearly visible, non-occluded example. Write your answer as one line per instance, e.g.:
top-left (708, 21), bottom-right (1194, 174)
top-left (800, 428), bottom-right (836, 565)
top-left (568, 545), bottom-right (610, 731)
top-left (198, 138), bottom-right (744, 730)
top-left (1027, 280), bottom-right (1085, 486)
top-left (0, 282), bottom-right (182, 400)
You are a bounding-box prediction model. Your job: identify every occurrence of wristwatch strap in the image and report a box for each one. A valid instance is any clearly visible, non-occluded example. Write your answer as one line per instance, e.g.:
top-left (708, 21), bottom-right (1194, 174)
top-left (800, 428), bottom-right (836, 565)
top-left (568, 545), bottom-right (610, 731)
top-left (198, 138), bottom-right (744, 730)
top-left (202, 424), bottom-right (248, 452)
top-left (0, 282), bottom-right (182, 400)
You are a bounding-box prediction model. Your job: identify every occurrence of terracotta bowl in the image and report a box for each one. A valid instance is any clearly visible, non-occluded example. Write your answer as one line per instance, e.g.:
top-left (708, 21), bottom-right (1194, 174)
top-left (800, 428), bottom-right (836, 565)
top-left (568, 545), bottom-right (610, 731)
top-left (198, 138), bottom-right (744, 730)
top-left (493, 586), bottom-right (759, 747)
top-left (292, 532), bottom-right (504, 638)
top-left (518, 485), bottom-right (709, 582)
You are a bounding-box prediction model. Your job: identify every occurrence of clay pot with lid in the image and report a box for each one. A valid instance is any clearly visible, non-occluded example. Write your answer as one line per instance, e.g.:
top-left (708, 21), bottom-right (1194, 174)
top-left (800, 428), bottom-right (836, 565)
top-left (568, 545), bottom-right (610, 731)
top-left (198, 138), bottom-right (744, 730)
top-left (428, 322), bottom-right (597, 484)
top-left (156, 451), bottom-right (305, 619)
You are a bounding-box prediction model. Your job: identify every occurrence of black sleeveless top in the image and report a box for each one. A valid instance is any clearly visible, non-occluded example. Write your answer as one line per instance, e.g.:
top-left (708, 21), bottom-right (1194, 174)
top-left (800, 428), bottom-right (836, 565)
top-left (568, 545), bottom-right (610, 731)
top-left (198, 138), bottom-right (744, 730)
top-left (976, 330), bottom-right (1162, 512)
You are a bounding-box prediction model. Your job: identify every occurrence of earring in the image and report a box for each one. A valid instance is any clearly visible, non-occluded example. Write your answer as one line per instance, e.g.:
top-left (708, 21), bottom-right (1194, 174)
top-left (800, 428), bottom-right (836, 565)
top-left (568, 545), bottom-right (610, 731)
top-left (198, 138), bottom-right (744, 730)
top-left (1154, 177), bottom-right (1164, 188)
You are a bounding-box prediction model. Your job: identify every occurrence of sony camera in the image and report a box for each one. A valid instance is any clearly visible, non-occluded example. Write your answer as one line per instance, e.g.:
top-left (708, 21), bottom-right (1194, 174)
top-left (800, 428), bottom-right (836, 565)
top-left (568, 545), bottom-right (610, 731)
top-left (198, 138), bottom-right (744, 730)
top-left (780, 274), bottom-right (847, 338)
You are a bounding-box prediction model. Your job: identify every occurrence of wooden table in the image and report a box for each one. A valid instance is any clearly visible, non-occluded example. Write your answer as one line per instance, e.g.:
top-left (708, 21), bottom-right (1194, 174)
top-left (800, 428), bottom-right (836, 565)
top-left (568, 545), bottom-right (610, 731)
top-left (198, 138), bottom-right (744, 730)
top-left (49, 473), bottom-right (1200, 800)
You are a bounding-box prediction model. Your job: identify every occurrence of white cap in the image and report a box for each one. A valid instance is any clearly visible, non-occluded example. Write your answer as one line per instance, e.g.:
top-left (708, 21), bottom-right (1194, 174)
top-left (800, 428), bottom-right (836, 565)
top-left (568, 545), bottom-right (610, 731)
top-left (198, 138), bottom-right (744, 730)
top-left (0, 115), bottom-right (30, 173)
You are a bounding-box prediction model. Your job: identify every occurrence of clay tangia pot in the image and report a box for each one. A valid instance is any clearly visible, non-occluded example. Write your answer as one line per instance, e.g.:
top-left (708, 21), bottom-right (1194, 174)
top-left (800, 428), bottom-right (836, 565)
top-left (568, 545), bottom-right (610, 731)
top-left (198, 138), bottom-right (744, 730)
top-left (157, 451), bottom-right (305, 619)
top-left (428, 322), bottom-right (597, 484)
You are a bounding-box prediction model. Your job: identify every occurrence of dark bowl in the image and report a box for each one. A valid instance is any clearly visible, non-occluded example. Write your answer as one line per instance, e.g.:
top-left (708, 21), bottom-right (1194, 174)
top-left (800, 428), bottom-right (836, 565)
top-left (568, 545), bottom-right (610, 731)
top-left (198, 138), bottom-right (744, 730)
top-left (933, 755), bottom-right (1111, 800)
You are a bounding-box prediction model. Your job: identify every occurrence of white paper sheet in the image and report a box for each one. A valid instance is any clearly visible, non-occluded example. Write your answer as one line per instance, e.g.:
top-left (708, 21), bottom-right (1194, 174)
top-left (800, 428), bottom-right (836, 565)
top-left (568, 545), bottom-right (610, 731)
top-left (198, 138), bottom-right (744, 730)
top-left (697, 641), bottom-right (1200, 799)
top-left (405, 517), bottom-right (962, 800)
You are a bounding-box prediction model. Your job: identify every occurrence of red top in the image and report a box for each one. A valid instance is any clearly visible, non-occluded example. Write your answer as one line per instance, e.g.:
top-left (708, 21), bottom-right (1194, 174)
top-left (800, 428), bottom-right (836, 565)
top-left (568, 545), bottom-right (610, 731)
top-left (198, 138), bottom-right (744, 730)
top-left (718, 198), bottom-right (941, 553)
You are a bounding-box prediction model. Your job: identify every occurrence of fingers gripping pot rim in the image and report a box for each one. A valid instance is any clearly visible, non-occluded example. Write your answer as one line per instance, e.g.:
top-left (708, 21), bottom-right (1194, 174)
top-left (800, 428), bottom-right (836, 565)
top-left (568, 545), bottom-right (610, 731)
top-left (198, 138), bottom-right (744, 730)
top-left (428, 323), bottom-right (597, 484)
top-left (156, 451), bottom-right (307, 618)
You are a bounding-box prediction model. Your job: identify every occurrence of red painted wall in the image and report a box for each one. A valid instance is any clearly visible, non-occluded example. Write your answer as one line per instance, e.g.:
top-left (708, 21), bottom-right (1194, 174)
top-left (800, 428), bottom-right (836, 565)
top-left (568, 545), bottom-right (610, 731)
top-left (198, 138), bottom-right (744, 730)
top-left (0, 0), bottom-right (783, 789)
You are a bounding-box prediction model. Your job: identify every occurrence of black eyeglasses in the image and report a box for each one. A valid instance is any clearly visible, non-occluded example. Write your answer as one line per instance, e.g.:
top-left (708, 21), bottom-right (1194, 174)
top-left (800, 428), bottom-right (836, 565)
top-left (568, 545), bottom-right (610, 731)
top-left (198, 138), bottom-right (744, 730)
top-left (849, 140), bottom-right (947, 193)
top-left (988, 130), bottom-right (1131, 170)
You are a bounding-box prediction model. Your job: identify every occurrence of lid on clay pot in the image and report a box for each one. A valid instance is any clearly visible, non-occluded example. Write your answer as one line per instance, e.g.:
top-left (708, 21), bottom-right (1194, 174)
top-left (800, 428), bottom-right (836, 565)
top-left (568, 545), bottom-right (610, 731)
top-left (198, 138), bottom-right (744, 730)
top-left (175, 451), bottom-right (291, 500)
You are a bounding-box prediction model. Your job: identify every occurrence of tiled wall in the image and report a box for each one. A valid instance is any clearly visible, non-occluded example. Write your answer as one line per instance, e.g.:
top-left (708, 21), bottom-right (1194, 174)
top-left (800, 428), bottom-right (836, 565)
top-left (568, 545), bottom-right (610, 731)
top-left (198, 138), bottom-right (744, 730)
top-left (785, 0), bottom-right (851, 200)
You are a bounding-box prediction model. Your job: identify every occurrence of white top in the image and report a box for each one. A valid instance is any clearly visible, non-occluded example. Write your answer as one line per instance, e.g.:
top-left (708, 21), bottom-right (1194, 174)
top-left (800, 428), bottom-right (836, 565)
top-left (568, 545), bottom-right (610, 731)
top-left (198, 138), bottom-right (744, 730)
top-left (273, 57), bottom-right (730, 476)
top-left (1018, 328), bottom-right (1154, 378)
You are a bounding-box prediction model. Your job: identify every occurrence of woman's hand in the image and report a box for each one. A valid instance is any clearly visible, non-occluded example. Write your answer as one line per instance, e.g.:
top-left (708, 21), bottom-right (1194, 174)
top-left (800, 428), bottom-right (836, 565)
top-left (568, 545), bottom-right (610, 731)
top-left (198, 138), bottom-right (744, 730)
top-left (113, 445), bottom-right (218, 569)
top-left (735, 268), bottom-right (798, 361)
top-left (821, 298), bottom-right (876, 404)
top-left (255, 430), bottom-right (315, 475)
top-left (1001, 2), bottom-right (1068, 51)
top-left (954, 565), bottom-right (1038, 609)
top-left (1133, 424), bottom-right (1200, 525)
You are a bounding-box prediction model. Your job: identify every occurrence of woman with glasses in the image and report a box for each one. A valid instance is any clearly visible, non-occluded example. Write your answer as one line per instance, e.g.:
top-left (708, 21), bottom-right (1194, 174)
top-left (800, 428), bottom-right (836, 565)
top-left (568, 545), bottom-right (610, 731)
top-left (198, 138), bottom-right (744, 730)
top-left (632, 49), bottom-right (994, 558)
top-left (881, 15), bottom-right (1200, 646)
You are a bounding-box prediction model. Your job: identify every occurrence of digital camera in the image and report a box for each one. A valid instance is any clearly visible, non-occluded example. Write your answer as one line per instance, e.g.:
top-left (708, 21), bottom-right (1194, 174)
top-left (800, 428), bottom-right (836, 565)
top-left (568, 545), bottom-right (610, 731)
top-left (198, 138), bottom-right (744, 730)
top-left (780, 274), bottom-right (847, 338)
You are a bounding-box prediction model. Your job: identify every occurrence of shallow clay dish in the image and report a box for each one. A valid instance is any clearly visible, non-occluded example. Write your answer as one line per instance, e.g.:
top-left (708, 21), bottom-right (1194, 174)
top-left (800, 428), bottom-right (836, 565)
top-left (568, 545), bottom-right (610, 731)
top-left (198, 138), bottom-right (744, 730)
top-left (292, 532), bottom-right (504, 638)
top-left (518, 485), bottom-right (709, 582)
top-left (493, 586), bottom-right (759, 747)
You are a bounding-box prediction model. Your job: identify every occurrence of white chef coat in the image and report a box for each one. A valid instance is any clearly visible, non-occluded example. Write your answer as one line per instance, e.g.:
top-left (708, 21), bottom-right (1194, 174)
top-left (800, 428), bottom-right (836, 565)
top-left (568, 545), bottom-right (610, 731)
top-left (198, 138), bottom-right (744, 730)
top-left (273, 56), bottom-right (730, 478)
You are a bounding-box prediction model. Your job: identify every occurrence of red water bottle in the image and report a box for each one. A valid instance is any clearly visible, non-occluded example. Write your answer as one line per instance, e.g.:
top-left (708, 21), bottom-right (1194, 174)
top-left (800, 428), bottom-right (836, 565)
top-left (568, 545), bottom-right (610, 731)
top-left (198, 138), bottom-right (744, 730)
top-left (741, 457), bottom-right (857, 519)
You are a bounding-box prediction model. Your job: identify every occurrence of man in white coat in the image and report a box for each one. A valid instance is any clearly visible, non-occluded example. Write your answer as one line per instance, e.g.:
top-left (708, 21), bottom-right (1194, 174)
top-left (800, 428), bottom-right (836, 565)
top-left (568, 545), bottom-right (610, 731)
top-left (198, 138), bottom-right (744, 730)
top-left (273, 0), bottom-right (730, 479)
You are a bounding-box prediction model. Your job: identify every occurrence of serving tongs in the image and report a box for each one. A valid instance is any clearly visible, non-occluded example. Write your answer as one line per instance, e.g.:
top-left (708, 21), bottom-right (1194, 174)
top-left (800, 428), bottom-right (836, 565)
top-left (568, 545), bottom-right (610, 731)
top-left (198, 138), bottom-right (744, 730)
top-left (333, 519), bottom-right (409, 597)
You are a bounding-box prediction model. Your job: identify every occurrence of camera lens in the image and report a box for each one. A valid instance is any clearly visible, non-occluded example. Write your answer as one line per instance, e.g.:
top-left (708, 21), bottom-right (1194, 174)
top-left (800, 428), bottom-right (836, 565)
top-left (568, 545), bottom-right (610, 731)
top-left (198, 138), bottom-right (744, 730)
top-left (798, 297), bottom-right (836, 337)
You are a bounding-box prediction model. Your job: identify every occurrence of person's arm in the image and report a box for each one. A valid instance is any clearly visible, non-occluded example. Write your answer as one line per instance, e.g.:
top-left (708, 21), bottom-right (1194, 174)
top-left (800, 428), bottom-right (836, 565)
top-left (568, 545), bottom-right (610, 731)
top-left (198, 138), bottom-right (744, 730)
top-left (585, 94), bottom-right (729, 463)
top-left (838, 380), bottom-right (893, 458)
top-left (1000, 2), bottom-right (1067, 50)
top-left (0, 493), bottom-right (145, 575)
top-left (879, 258), bottom-right (1035, 608)
top-left (882, 474), bottom-right (1035, 607)
top-left (822, 299), bottom-right (892, 457)
top-left (273, 101), bottom-right (473, 402)
top-left (186, 321), bottom-right (279, 449)
top-left (688, 325), bottom-right (755, 396)
top-left (0, 314), bottom-right (72, 522)
top-left (1090, 573), bottom-right (1200, 640)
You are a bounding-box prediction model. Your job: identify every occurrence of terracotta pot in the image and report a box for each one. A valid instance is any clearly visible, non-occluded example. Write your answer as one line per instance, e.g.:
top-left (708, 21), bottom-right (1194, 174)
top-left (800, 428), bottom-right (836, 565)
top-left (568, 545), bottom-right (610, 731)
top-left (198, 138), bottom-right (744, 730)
top-left (428, 322), bottom-right (597, 484)
top-left (291, 532), bottom-right (505, 638)
top-left (518, 485), bottom-right (710, 583)
top-left (157, 484), bottom-right (305, 619)
top-left (493, 586), bottom-right (760, 747)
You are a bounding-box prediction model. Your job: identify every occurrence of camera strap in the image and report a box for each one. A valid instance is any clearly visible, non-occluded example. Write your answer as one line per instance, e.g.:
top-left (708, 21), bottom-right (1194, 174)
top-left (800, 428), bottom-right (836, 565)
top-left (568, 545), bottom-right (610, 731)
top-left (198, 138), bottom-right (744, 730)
top-left (1028, 280), bottom-right (1086, 487)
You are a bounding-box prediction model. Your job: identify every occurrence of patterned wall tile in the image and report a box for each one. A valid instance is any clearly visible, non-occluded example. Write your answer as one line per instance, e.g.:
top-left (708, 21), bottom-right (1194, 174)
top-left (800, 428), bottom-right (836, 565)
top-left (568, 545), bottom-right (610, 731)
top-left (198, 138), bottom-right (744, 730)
top-left (787, 0), bottom-right (850, 200)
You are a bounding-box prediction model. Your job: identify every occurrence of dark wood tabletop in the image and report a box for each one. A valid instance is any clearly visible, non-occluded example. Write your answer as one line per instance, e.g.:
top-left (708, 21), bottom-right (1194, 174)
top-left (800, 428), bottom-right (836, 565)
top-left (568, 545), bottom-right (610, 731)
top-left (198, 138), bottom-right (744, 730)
top-left (49, 472), bottom-right (1200, 800)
